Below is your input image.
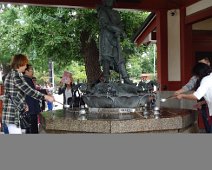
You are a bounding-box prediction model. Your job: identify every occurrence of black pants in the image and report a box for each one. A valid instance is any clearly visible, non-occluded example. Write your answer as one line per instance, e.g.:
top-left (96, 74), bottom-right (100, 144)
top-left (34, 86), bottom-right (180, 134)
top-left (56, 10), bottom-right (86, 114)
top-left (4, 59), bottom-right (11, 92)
top-left (200, 106), bottom-right (212, 133)
top-left (26, 114), bottom-right (39, 134)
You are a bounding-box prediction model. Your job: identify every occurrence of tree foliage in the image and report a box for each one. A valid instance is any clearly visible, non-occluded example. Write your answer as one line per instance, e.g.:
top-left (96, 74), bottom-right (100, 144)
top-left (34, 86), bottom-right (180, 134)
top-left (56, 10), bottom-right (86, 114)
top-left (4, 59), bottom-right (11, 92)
top-left (0, 4), bottom-right (153, 83)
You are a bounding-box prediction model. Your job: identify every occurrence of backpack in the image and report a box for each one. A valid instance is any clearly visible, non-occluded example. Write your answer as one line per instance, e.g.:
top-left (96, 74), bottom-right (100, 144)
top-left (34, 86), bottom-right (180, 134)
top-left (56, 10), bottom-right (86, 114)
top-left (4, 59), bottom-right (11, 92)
top-left (68, 89), bottom-right (85, 107)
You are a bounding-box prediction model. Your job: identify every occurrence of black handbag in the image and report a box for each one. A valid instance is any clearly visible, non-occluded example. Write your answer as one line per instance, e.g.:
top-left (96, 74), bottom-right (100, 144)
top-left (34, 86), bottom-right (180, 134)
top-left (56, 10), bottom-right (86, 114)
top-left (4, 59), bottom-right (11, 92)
top-left (19, 110), bottom-right (31, 129)
top-left (8, 94), bottom-right (31, 129)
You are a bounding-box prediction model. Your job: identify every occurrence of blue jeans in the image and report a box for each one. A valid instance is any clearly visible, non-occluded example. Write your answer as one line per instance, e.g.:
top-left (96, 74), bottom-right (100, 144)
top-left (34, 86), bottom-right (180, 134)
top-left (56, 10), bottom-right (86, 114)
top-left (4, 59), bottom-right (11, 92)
top-left (47, 101), bottom-right (53, 110)
top-left (200, 106), bottom-right (212, 133)
top-left (2, 123), bottom-right (9, 134)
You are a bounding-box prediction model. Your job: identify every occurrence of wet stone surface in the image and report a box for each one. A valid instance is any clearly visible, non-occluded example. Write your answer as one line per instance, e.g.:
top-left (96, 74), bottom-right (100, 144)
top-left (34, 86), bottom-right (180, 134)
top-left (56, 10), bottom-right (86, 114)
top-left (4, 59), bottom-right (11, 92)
top-left (45, 109), bottom-right (140, 120)
top-left (86, 112), bottom-right (139, 120)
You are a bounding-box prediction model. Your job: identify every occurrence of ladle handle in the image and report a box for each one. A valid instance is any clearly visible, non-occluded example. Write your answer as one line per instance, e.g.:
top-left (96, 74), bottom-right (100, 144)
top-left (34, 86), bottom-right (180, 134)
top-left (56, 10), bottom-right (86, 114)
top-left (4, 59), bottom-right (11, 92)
top-left (167, 95), bottom-right (177, 99)
top-left (55, 100), bottom-right (64, 105)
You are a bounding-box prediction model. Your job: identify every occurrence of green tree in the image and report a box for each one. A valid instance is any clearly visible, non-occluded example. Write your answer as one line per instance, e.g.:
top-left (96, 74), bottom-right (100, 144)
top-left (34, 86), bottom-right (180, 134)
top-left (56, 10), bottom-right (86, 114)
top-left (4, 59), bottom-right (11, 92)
top-left (127, 44), bottom-right (156, 81)
top-left (0, 5), bottom-right (150, 84)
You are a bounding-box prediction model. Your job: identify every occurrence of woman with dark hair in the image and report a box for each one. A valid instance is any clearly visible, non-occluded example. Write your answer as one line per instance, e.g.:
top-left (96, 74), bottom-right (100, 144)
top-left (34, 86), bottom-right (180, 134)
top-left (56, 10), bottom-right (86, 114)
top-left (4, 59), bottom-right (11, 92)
top-left (175, 57), bottom-right (210, 95)
top-left (2, 54), bottom-right (55, 134)
top-left (23, 64), bottom-right (44, 134)
top-left (176, 63), bottom-right (212, 133)
top-left (175, 57), bottom-right (211, 133)
top-left (58, 73), bottom-right (74, 107)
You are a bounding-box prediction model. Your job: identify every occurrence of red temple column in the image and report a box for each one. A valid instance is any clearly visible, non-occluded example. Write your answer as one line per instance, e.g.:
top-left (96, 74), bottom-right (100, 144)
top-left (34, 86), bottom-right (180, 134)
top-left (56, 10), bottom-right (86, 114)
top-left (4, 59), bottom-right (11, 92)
top-left (155, 10), bottom-right (168, 91)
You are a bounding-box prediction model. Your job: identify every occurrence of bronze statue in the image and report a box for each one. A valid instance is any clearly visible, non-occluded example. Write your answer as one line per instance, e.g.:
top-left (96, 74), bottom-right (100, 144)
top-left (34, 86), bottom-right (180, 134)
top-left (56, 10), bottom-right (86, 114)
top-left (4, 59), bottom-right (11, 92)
top-left (97, 0), bottom-right (133, 84)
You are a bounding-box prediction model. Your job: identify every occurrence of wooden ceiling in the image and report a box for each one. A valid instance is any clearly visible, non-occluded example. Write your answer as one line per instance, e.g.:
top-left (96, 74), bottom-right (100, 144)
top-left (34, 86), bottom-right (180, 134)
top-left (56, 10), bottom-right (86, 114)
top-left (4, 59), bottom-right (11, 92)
top-left (0, 0), bottom-right (200, 11)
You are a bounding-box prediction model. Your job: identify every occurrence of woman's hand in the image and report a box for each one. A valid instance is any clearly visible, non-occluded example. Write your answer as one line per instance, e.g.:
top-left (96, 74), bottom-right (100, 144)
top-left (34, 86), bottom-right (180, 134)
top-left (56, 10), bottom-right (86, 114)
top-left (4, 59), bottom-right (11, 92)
top-left (176, 94), bottom-right (184, 100)
top-left (193, 102), bottom-right (202, 109)
top-left (174, 89), bottom-right (184, 95)
top-left (193, 101), bottom-right (206, 109)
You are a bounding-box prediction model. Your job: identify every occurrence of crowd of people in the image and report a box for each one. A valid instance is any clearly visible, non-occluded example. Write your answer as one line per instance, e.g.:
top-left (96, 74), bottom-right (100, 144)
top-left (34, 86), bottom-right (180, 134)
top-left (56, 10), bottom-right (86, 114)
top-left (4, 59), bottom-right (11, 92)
top-left (174, 56), bottom-right (212, 133)
top-left (0, 54), bottom-right (86, 134)
top-left (1, 53), bottom-right (212, 134)
top-left (1, 54), bottom-right (54, 134)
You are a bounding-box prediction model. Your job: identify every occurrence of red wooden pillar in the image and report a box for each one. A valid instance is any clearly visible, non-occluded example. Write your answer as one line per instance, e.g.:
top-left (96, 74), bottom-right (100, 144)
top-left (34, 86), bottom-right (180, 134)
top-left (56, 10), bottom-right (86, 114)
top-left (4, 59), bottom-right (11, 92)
top-left (155, 10), bottom-right (168, 91)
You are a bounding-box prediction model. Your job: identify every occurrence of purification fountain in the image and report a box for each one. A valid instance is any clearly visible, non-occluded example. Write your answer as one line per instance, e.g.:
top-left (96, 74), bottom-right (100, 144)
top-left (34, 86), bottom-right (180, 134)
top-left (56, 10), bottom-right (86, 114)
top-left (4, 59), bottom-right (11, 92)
top-left (41, 80), bottom-right (197, 133)
top-left (40, 0), bottom-right (197, 133)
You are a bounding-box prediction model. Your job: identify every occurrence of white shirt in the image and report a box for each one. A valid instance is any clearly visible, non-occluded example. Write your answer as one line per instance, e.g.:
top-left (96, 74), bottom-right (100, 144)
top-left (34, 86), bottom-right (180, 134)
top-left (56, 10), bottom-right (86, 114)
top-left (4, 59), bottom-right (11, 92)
top-left (65, 88), bottom-right (72, 105)
top-left (193, 73), bottom-right (212, 116)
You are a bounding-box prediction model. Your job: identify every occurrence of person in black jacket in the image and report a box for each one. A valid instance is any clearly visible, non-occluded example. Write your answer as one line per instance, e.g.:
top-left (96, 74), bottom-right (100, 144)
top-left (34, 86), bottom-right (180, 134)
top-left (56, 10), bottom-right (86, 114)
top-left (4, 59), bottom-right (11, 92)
top-left (23, 64), bottom-right (41, 133)
top-left (58, 80), bottom-right (74, 107)
top-left (32, 77), bottom-right (47, 112)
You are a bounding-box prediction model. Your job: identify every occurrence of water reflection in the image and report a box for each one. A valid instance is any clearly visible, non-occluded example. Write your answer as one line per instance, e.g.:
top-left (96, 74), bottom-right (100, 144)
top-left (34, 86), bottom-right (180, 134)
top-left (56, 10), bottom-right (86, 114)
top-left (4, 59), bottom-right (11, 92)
top-left (47, 108), bottom-right (178, 121)
top-left (62, 109), bottom-right (139, 120)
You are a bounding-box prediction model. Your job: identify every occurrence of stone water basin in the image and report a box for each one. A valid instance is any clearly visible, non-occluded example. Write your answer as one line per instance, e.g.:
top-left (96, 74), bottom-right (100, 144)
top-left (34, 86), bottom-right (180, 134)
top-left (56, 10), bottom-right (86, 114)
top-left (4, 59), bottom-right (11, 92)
top-left (40, 107), bottom-right (197, 133)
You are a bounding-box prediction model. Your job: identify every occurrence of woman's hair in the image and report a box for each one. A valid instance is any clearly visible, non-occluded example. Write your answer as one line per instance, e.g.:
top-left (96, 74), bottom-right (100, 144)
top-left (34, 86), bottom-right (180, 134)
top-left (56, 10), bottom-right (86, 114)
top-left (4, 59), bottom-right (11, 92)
top-left (192, 63), bottom-right (212, 77)
top-left (197, 56), bottom-right (209, 61)
top-left (197, 56), bottom-right (212, 65)
top-left (192, 63), bottom-right (212, 90)
top-left (10, 54), bottom-right (29, 69)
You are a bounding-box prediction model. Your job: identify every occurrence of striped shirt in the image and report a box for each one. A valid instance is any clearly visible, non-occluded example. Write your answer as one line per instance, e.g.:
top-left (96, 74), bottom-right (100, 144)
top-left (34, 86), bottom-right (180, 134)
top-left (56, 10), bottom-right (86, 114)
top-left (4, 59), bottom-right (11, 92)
top-left (182, 76), bottom-right (197, 92)
top-left (2, 69), bottom-right (44, 126)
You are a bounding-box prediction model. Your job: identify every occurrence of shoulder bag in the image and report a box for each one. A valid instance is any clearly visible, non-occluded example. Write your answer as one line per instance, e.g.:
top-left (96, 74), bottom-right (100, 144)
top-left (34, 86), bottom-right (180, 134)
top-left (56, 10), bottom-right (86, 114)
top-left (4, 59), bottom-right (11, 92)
top-left (8, 94), bottom-right (31, 129)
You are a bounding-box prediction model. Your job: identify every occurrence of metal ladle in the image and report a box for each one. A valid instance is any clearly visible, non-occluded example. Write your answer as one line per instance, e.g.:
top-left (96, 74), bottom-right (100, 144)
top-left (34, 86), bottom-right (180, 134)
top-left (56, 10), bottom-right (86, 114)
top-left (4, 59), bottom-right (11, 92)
top-left (55, 101), bottom-right (70, 108)
top-left (160, 95), bottom-right (176, 102)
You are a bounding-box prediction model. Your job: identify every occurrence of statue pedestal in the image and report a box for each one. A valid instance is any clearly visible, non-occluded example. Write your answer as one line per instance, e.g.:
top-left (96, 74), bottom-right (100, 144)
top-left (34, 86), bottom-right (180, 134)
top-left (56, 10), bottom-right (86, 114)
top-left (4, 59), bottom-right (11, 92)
top-left (82, 82), bottom-right (150, 108)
